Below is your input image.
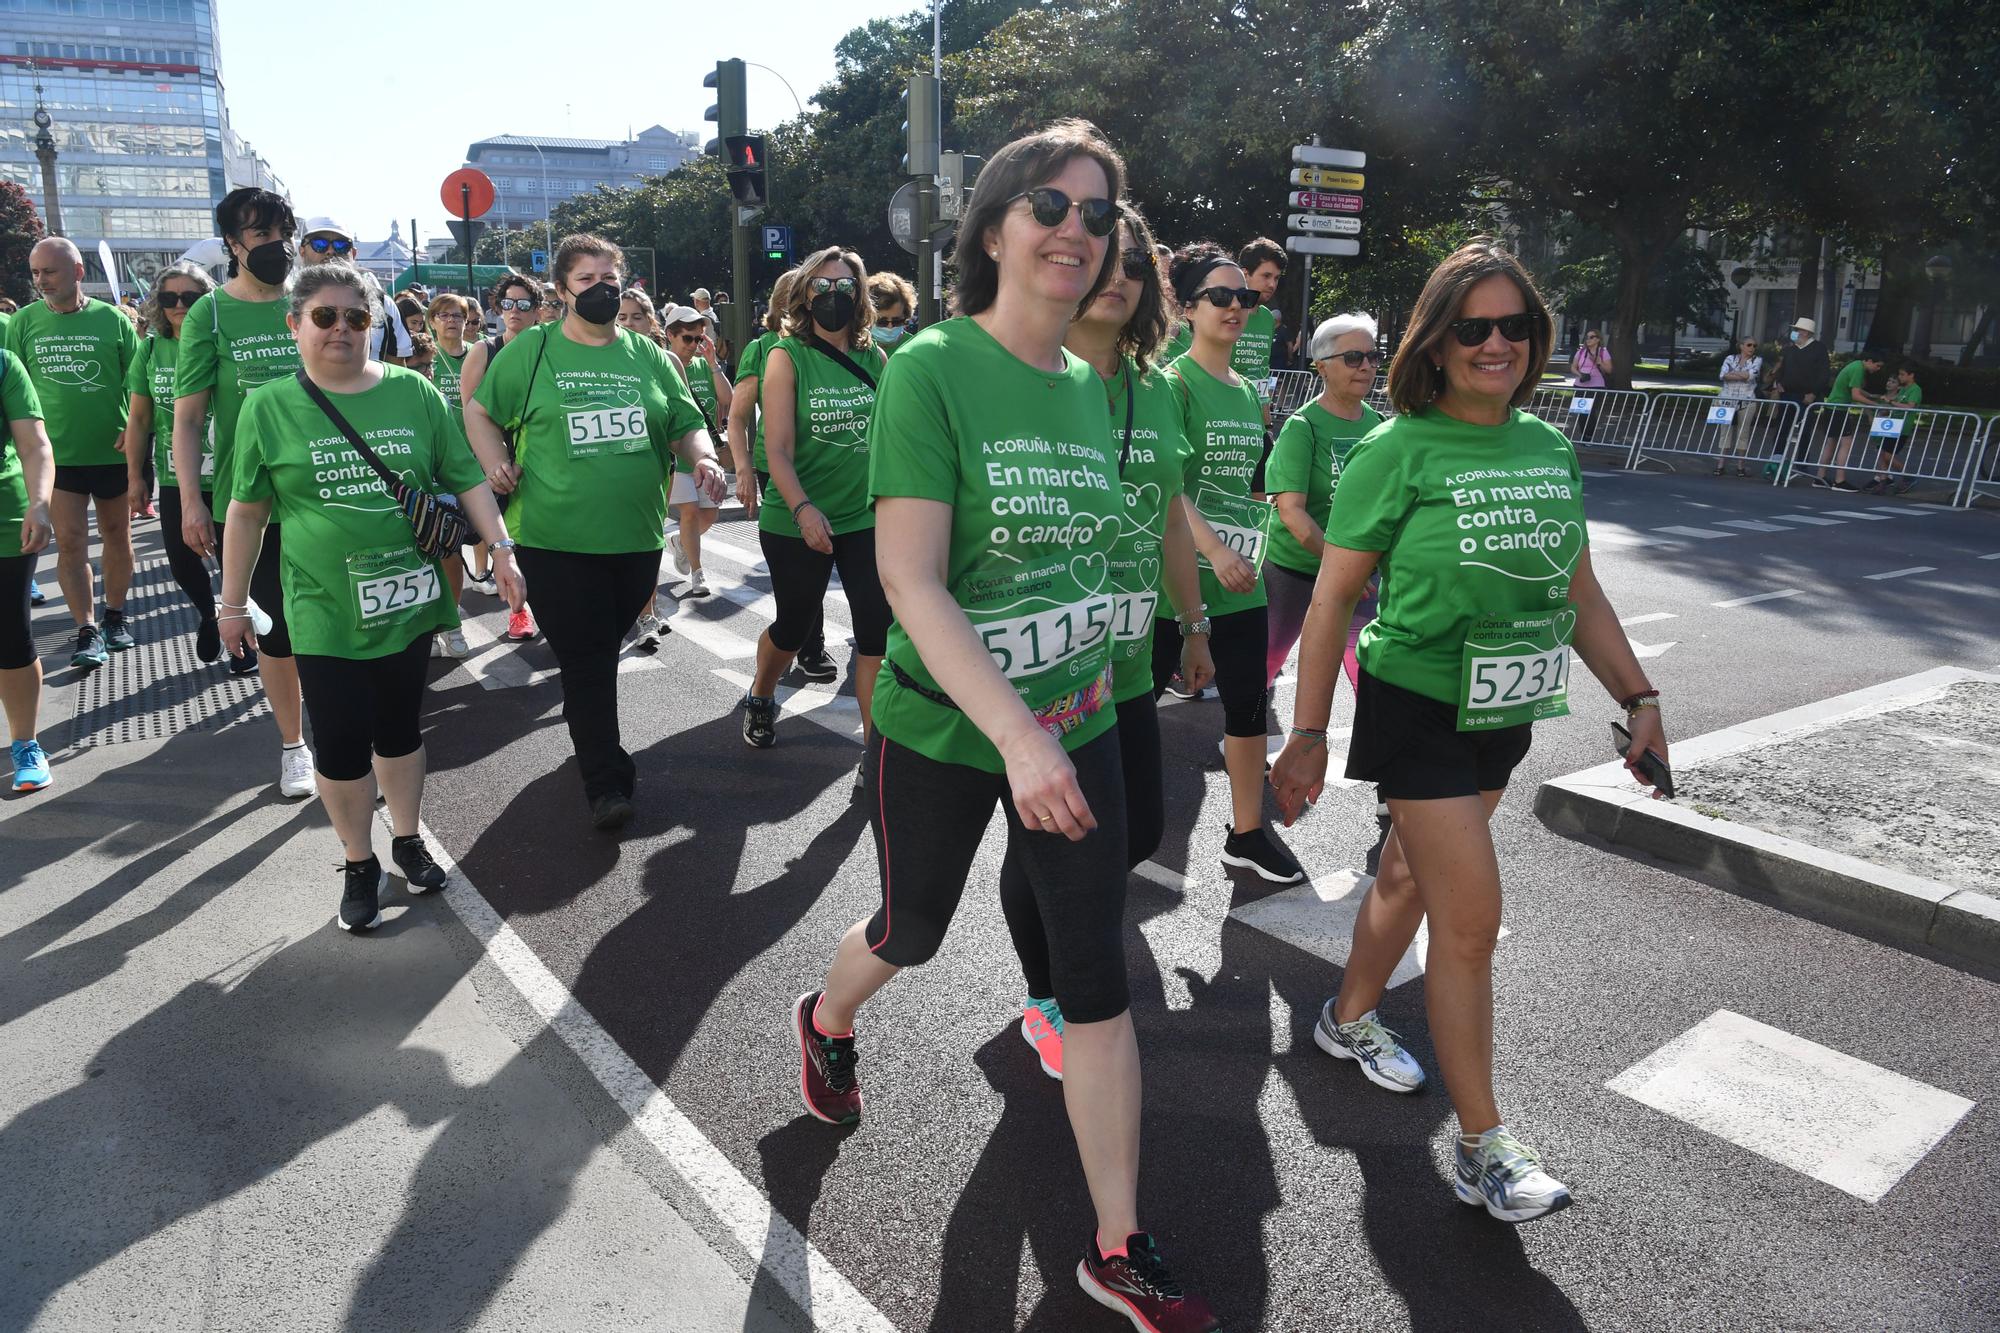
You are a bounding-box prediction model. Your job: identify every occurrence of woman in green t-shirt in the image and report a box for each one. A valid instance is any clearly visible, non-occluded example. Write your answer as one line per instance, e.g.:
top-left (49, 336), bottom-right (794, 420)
top-left (792, 123), bottom-right (1218, 1331)
top-left (1271, 240), bottom-right (1671, 1224)
top-left (459, 270), bottom-right (544, 637)
top-left (1161, 242), bottom-right (1304, 887)
top-left (218, 263), bottom-right (518, 933)
top-left (123, 261), bottom-right (221, 660)
top-left (663, 302), bottom-right (733, 600)
top-left (466, 234), bottom-right (726, 831)
top-left (2, 347), bottom-right (57, 793)
top-left (742, 246), bottom-right (890, 748)
top-left (1262, 312), bottom-right (1384, 688)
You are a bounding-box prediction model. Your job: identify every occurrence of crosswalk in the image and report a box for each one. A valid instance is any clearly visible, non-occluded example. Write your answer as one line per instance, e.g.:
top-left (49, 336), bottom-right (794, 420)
top-left (1588, 500), bottom-right (1949, 550)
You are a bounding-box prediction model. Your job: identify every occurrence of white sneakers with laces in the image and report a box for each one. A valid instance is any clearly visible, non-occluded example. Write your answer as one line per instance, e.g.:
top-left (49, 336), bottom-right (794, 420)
top-left (279, 743), bottom-right (317, 799)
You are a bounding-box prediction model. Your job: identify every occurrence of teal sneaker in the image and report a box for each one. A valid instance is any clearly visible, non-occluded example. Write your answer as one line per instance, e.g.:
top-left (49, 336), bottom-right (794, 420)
top-left (10, 739), bottom-right (52, 792)
top-left (71, 625), bottom-right (108, 668)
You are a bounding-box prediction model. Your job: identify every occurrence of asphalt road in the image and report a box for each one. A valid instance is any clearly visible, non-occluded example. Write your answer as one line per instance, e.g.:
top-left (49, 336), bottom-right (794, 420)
top-left (397, 468), bottom-right (2000, 1332)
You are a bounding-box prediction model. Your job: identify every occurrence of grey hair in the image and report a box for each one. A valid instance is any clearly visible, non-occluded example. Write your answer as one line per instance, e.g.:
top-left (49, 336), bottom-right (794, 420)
top-left (1311, 312), bottom-right (1380, 360)
top-left (285, 261), bottom-right (381, 322)
top-left (142, 260), bottom-right (215, 337)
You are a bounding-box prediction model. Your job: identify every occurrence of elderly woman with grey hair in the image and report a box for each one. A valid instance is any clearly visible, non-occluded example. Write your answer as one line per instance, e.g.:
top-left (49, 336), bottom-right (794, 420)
top-left (219, 262), bottom-right (520, 934)
top-left (1262, 312), bottom-right (1386, 687)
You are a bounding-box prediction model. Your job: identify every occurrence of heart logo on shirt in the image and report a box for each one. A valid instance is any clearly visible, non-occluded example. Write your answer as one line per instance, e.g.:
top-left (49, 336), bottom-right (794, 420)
top-left (1138, 557), bottom-right (1160, 591)
top-left (1069, 552), bottom-right (1110, 595)
top-left (1553, 605), bottom-right (1577, 645)
top-left (1123, 481), bottom-right (1162, 515)
top-left (1534, 519), bottom-right (1584, 581)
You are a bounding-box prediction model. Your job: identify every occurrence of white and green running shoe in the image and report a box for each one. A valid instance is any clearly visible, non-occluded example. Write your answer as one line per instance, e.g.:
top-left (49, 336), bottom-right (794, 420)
top-left (1454, 1125), bottom-right (1573, 1223)
top-left (1314, 1001), bottom-right (1426, 1092)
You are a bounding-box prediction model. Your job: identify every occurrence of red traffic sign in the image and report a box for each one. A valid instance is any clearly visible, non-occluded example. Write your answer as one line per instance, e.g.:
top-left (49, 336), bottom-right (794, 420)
top-left (440, 167), bottom-right (495, 219)
top-left (1289, 190), bottom-right (1363, 214)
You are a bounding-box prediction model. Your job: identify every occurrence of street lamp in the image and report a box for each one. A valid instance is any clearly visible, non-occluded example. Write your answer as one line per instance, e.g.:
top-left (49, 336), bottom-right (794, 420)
top-left (506, 134), bottom-right (553, 279)
top-left (29, 67), bottom-right (64, 238)
top-left (1728, 264), bottom-right (1752, 345)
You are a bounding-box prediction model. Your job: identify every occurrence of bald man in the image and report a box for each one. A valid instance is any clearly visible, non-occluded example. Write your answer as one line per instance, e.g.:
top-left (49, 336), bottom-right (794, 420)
top-left (4, 237), bottom-right (140, 664)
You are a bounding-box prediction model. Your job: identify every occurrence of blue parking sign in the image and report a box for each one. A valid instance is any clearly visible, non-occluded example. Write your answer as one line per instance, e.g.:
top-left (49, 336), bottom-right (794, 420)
top-left (530, 249), bottom-right (548, 273)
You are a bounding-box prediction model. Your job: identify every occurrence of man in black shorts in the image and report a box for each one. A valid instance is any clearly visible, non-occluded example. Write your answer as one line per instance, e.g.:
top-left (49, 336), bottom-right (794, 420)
top-left (5, 239), bottom-right (140, 666)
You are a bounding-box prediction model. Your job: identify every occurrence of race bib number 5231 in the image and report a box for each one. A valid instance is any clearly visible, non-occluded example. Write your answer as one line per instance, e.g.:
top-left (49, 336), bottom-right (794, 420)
top-left (1458, 610), bottom-right (1573, 731)
top-left (566, 406), bottom-right (647, 459)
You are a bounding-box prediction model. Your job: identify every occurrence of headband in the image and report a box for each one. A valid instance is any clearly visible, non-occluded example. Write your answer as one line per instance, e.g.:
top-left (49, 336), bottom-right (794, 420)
top-left (1173, 254), bottom-right (1234, 305)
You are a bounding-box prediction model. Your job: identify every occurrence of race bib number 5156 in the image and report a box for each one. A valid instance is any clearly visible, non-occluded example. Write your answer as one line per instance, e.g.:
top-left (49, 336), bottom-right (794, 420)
top-left (566, 406), bottom-right (647, 459)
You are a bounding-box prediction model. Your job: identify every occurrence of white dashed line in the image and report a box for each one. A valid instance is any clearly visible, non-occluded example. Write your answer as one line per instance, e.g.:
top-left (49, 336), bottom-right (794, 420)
top-left (1864, 566), bottom-right (1937, 581)
top-left (1769, 514), bottom-right (1846, 526)
top-left (1713, 519), bottom-right (1794, 533)
top-left (1981, 552), bottom-right (2000, 561)
top-left (1652, 525), bottom-right (1735, 540)
top-left (1619, 612), bottom-right (1678, 626)
top-left (1824, 510), bottom-right (1896, 521)
top-left (1712, 588), bottom-right (1805, 608)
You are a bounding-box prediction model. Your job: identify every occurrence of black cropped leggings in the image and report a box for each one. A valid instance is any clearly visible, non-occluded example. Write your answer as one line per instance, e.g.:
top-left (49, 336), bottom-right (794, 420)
top-left (1152, 604), bottom-right (1269, 737)
top-left (758, 526), bottom-right (890, 657)
top-left (157, 488), bottom-right (217, 622)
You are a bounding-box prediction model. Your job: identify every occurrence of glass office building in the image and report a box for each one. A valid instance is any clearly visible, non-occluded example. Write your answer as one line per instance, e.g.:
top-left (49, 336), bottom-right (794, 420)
top-left (1, 0), bottom-right (285, 295)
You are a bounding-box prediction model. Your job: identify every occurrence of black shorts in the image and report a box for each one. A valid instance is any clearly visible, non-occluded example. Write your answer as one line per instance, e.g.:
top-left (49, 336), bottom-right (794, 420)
top-left (1346, 667), bottom-right (1532, 800)
top-left (53, 463), bottom-right (130, 499)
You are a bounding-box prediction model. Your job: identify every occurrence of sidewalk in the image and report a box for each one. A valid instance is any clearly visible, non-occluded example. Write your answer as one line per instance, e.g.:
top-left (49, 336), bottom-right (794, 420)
top-left (0, 552), bottom-right (808, 1331)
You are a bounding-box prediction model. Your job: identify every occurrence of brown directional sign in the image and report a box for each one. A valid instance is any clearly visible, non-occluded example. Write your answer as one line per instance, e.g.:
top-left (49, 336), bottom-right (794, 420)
top-left (1289, 190), bottom-right (1363, 213)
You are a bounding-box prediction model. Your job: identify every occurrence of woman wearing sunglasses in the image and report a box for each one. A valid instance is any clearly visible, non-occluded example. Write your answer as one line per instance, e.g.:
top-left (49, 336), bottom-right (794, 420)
top-left (1262, 314), bottom-right (1384, 688)
top-left (1271, 240), bottom-right (1670, 1223)
top-left (662, 303), bottom-right (732, 601)
top-left (866, 270), bottom-right (916, 354)
top-left (467, 234), bottom-right (726, 831)
top-left (458, 272), bottom-right (544, 638)
top-left (122, 262), bottom-right (220, 659)
top-left (792, 122), bottom-right (1219, 1333)
top-left (219, 263), bottom-right (518, 932)
top-left (1161, 242), bottom-right (1304, 887)
top-left (740, 247), bottom-right (889, 748)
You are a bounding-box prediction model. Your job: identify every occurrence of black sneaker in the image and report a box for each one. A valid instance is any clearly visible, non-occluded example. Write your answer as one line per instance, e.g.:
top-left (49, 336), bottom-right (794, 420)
top-left (1828, 479), bottom-right (1859, 492)
top-left (229, 642), bottom-right (259, 676)
top-left (390, 835), bottom-right (447, 894)
top-left (1220, 823), bottom-right (1306, 885)
top-left (338, 857), bottom-right (384, 932)
top-left (1860, 478), bottom-right (1889, 495)
top-left (589, 791), bottom-right (635, 831)
top-left (195, 616), bottom-right (222, 662)
top-left (1076, 1232), bottom-right (1220, 1333)
top-left (1162, 673), bottom-right (1199, 700)
top-left (71, 624), bottom-right (108, 668)
top-left (1891, 480), bottom-right (1915, 495)
top-left (102, 608), bottom-right (136, 651)
top-left (794, 643), bottom-right (838, 683)
top-left (743, 695), bottom-right (778, 748)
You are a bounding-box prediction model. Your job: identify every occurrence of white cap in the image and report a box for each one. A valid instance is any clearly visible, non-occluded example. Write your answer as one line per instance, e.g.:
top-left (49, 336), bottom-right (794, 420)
top-left (301, 216), bottom-right (355, 241)
top-left (661, 304), bottom-right (703, 327)
top-left (1791, 317), bottom-right (1817, 335)
top-left (691, 288), bottom-right (711, 301)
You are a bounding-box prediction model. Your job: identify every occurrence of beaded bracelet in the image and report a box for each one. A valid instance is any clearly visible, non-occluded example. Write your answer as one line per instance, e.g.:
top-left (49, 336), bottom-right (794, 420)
top-left (1288, 726), bottom-right (1328, 750)
top-left (792, 499), bottom-right (817, 520)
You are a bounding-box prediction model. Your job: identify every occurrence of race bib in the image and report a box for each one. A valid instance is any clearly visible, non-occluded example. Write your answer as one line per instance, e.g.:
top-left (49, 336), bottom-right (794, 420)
top-left (1458, 609), bottom-right (1573, 731)
top-left (1194, 483), bottom-right (1275, 572)
top-left (349, 547), bottom-right (441, 630)
top-left (200, 451), bottom-right (216, 477)
top-left (566, 405), bottom-right (648, 459)
top-left (1111, 589), bottom-right (1157, 642)
top-left (976, 596), bottom-right (1116, 681)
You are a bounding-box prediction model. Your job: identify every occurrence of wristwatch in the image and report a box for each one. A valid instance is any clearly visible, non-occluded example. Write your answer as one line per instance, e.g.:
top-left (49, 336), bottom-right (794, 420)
top-left (1178, 616), bottom-right (1212, 637)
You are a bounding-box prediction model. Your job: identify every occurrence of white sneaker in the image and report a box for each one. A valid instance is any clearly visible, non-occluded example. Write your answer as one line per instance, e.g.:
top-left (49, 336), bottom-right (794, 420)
top-left (279, 743), bottom-right (317, 799)
top-left (633, 609), bottom-right (664, 650)
top-left (668, 533), bottom-right (689, 577)
top-left (467, 570), bottom-right (497, 595)
top-left (1454, 1126), bottom-right (1573, 1223)
top-left (441, 628), bottom-right (470, 659)
top-left (686, 568), bottom-right (709, 597)
top-left (1314, 1001), bottom-right (1426, 1092)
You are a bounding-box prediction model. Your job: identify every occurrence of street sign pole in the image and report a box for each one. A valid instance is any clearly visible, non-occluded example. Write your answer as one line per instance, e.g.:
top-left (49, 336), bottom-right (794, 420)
top-left (731, 206), bottom-right (750, 353)
top-left (1298, 135), bottom-right (1317, 359)
top-left (460, 183), bottom-right (474, 303)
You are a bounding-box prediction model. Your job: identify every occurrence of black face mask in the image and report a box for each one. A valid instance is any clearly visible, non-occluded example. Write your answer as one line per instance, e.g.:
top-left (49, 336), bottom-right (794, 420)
top-left (811, 291), bottom-right (856, 333)
top-left (570, 281), bottom-right (622, 326)
top-left (243, 239), bottom-right (292, 286)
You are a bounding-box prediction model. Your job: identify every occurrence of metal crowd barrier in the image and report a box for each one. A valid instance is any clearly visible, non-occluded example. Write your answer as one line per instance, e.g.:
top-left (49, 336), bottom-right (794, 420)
top-left (1777, 402), bottom-right (1988, 502)
top-left (1963, 416), bottom-right (2000, 508)
top-left (1629, 393), bottom-right (1800, 480)
top-left (1268, 371), bottom-right (1396, 422)
top-left (1525, 385), bottom-right (1650, 463)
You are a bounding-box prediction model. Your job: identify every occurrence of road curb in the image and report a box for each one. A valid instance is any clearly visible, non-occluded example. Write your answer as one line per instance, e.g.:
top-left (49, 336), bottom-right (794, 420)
top-left (1535, 666), bottom-right (2000, 981)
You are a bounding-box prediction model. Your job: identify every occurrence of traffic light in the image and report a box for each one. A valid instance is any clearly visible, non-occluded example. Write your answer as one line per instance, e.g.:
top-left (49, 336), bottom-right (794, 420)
top-left (704, 59), bottom-right (746, 153)
top-left (901, 73), bottom-right (939, 177)
top-left (938, 151), bottom-right (983, 221)
top-left (725, 135), bottom-right (768, 208)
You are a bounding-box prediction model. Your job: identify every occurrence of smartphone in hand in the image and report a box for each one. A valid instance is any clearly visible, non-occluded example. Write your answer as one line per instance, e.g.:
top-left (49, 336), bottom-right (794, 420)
top-left (1611, 720), bottom-right (1675, 799)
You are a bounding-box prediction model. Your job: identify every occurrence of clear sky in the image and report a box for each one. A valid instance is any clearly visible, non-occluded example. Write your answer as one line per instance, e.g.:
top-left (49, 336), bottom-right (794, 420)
top-left (217, 0), bottom-right (922, 247)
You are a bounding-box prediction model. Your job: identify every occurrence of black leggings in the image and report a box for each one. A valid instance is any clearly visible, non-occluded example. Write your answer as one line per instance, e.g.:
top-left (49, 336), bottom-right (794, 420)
top-left (755, 472), bottom-right (824, 656)
top-left (1152, 604), bottom-right (1269, 736)
top-left (0, 553), bottom-right (35, 671)
top-left (294, 632), bottom-right (434, 781)
top-left (758, 526), bottom-right (890, 657)
top-left (218, 518), bottom-right (291, 658)
top-left (157, 488), bottom-right (216, 622)
top-left (999, 694), bottom-right (1160, 1002)
top-left (515, 545), bottom-right (661, 802)
top-left (863, 725), bottom-right (1132, 1024)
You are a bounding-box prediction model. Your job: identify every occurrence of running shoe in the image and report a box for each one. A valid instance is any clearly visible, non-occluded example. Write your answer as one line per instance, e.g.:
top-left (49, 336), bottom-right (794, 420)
top-left (793, 990), bottom-right (862, 1124)
top-left (589, 791), bottom-right (635, 831)
top-left (1021, 997), bottom-right (1065, 1081)
top-left (28, 579), bottom-right (45, 607)
top-left (390, 834), bottom-right (447, 894)
top-left (633, 608), bottom-right (665, 651)
top-left (743, 695), bottom-right (778, 748)
top-left (1454, 1125), bottom-right (1573, 1223)
top-left (1828, 478), bottom-right (1859, 492)
top-left (686, 568), bottom-right (709, 597)
top-left (1220, 824), bottom-right (1305, 884)
top-left (794, 642), bottom-right (838, 683)
top-left (195, 616), bottom-right (222, 663)
top-left (439, 628), bottom-right (470, 660)
top-left (279, 743), bottom-right (317, 800)
top-left (1162, 673), bottom-right (1198, 700)
top-left (10, 739), bottom-right (52, 793)
top-left (71, 624), bottom-right (108, 668)
top-left (1891, 480), bottom-right (1915, 495)
top-left (668, 532), bottom-right (690, 577)
top-left (1314, 1001), bottom-right (1426, 1092)
top-left (102, 608), bottom-right (135, 651)
top-left (1076, 1232), bottom-right (1220, 1333)
top-left (467, 569), bottom-right (497, 595)
top-left (1861, 477), bottom-right (1889, 495)
top-left (229, 643), bottom-right (259, 676)
top-left (338, 856), bottom-right (385, 933)
top-left (137, 498), bottom-right (157, 519)
top-left (506, 607), bottom-right (538, 641)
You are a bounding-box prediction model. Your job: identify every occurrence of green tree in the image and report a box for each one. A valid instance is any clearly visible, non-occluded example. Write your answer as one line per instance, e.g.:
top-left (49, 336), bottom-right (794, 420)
top-left (0, 181), bottom-right (47, 304)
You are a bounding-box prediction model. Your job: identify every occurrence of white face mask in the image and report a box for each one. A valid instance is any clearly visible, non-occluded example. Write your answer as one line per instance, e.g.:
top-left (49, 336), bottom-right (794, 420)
top-left (1791, 330), bottom-right (1805, 343)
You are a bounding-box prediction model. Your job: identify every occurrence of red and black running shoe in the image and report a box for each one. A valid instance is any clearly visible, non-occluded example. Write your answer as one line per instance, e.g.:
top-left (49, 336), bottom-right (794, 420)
top-left (1077, 1232), bottom-right (1220, 1332)
top-left (794, 990), bottom-right (862, 1125)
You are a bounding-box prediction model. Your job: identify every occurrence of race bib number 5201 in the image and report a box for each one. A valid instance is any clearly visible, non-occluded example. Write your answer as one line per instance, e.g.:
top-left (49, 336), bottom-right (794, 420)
top-left (566, 406), bottom-right (647, 459)
top-left (1458, 609), bottom-right (1573, 731)
top-left (1194, 483), bottom-right (1275, 572)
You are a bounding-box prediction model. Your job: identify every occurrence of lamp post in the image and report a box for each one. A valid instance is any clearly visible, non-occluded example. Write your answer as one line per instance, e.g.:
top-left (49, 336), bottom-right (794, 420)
top-left (509, 135), bottom-right (553, 278)
top-left (29, 69), bottom-right (64, 238)
top-left (1728, 264), bottom-right (1752, 346)
top-left (1912, 253), bottom-right (1952, 360)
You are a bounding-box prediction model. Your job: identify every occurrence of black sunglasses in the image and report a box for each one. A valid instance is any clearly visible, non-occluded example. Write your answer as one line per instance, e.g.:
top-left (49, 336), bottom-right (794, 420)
top-left (1193, 286), bottom-right (1261, 310)
top-left (1118, 250), bottom-right (1154, 280)
top-left (306, 305), bottom-right (372, 331)
top-left (305, 236), bottom-right (354, 256)
top-left (1449, 313), bottom-right (1536, 346)
top-left (155, 290), bottom-right (202, 309)
top-left (1320, 349), bottom-right (1385, 369)
top-left (496, 296), bottom-right (535, 312)
top-left (1007, 188), bottom-right (1118, 238)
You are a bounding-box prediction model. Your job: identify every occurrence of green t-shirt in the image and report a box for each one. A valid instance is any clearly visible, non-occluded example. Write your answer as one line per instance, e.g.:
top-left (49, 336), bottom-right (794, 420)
top-left (737, 330), bottom-right (777, 472)
top-left (1264, 399), bottom-right (1384, 576)
top-left (1163, 323), bottom-right (1193, 363)
top-left (1167, 356), bottom-right (1270, 617)
top-left (1324, 408), bottom-right (1587, 708)
top-left (684, 355), bottom-right (722, 428)
top-left (759, 337), bottom-right (884, 539)
top-left (432, 344), bottom-right (469, 428)
top-left (472, 323), bottom-right (704, 554)
top-left (127, 334), bottom-right (208, 491)
top-left (868, 318), bottom-right (1121, 773)
top-left (4, 296), bottom-right (137, 467)
top-left (1230, 304), bottom-right (1276, 385)
top-left (1827, 359), bottom-right (1869, 405)
top-left (175, 288), bottom-right (300, 501)
top-left (1103, 357), bottom-right (1193, 703)
top-left (0, 310), bottom-right (10, 341)
top-left (233, 366), bottom-right (484, 658)
top-left (1891, 382), bottom-right (1922, 408)
top-left (0, 349), bottom-right (45, 559)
